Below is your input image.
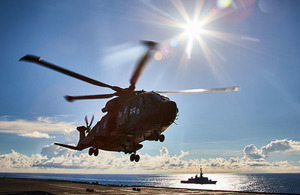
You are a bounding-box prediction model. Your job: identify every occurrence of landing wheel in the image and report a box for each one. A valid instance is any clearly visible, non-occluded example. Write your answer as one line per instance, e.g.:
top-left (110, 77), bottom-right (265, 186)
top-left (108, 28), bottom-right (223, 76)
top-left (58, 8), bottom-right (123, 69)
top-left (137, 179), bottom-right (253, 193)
top-left (159, 134), bottom-right (165, 142)
top-left (130, 153), bottom-right (140, 162)
top-left (94, 148), bottom-right (99, 156)
top-left (130, 154), bottom-right (135, 162)
top-left (154, 134), bottom-right (159, 141)
top-left (88, 148), bottom-right (94, 156)
top-left (135, 154), bottom-right (140, 162)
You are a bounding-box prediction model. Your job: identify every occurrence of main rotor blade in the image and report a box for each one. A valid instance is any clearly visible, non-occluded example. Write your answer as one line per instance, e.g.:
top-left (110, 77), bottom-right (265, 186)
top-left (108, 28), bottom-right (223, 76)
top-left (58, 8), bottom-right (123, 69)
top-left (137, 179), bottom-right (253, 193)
top-left (129, 41), bottom-right (159, 90)
top-left (156, 86), bottom-right (240, 94)
top-left (64, 93), bottom-right (116, 102)
top-left (20, 54), bottom-right (122, 92)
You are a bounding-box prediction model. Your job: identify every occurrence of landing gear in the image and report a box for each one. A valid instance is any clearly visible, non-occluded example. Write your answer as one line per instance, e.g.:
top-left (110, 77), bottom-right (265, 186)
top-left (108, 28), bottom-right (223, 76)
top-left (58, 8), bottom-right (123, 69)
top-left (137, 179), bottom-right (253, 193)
top-left (94, 148), bottom-right (99, 156)
top-left (88, 147), bottom-right (99, 156)
top-left (153, 129), bottom-right (165, 142)
top-left (130, 154), bottom-right (135, 161)
top-left (154, 134), bottom-right (165, 142)
top-left (159, 134), bottom-right (165, 142)
top-left (130, 153), bottom-right (140, 162)
top-left (89, 148), bottom-right (93, 156)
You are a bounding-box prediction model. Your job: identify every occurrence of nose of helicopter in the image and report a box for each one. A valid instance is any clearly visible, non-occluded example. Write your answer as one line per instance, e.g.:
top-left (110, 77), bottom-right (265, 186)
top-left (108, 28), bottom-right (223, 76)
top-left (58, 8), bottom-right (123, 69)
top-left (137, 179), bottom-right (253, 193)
top-left (163, 101), bottom-right (178, 125)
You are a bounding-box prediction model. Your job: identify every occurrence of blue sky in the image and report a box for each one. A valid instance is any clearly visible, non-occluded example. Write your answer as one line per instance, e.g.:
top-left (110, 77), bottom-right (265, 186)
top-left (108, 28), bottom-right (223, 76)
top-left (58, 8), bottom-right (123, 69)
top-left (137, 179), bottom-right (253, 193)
top-left (0, 0), bottom-right (299, 173)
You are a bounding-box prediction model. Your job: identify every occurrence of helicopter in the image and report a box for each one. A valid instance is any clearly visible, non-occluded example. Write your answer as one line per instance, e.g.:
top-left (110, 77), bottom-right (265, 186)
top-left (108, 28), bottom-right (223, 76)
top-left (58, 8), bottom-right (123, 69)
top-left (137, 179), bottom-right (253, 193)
top-left (20, 41), bottom-right (239, 162)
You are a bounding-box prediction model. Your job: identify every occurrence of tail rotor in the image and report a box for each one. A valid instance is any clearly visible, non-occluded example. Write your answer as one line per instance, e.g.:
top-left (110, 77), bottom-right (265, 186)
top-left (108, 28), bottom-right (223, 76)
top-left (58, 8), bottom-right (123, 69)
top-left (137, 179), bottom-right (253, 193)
top-left (85, 115), bottom-right (94, 133)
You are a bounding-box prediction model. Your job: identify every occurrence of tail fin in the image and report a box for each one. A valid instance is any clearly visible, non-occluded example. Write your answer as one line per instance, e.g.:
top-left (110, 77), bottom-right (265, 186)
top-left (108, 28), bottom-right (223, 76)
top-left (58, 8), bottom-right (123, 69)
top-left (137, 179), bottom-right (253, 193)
top-left (77, 126), bottom-right (86, 145)
top-left (54, 143), bottom-right (83, 150)
top-left (55, 126), bottom-right (87, 151)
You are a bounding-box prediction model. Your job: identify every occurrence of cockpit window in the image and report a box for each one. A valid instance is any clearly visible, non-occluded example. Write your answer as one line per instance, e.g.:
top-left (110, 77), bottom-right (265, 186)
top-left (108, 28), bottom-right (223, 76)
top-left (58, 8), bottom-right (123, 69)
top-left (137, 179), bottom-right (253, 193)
top-left (160, 95), bottom-right (170, 102)
top-left (150, 92), bottom-right (169, 102)
top-left (139, 96), bottom-right (145, 107)
top-left (149, 93), bottom-right (162, 102)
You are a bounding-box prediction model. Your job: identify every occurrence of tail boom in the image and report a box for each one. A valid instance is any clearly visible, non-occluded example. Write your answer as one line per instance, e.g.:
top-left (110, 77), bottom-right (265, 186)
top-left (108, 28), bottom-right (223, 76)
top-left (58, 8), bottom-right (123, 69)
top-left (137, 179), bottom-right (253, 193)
top-left (54, 143), bottom-right (83, 150)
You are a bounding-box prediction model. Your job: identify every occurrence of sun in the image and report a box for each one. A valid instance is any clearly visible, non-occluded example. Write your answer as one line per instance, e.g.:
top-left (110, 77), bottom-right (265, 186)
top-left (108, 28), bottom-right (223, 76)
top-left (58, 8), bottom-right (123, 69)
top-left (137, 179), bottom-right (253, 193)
top-left (183, 20), bottom-right (203, 40)
top-left (182, 20), bottom-right (203, 59)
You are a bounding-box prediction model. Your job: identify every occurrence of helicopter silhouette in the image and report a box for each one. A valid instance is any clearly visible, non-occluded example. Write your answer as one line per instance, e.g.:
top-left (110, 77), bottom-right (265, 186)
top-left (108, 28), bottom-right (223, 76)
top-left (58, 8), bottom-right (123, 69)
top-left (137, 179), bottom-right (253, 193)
top-left (20, 41), bottom-right (239, 162)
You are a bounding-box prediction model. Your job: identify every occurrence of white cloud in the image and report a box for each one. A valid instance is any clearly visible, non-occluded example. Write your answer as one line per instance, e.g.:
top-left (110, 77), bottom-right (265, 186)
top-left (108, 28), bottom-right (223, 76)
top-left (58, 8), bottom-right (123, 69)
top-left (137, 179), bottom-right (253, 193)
top-left (0, 116), bottom-right (77, 139)
top-left (0, 150), bottom-right (46, 169)
top-left (261, 139), bottom-right (300, 157)
top-left (41, 144), bottom-right (76, 159)
top-left (243, 139), bottom-right (300, 161)
top-left (0, 139), bottom-right (299, 173)
top-left (19, 131), bottom-right (55, 139)
top-left (243, 144), bottom-right (264, 160)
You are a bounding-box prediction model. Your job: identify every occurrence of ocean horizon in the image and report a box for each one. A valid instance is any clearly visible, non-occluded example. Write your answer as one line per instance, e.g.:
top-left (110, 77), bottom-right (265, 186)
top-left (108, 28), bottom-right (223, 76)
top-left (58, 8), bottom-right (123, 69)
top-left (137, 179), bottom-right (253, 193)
top-left (1, 172), bottom-right (299, 194)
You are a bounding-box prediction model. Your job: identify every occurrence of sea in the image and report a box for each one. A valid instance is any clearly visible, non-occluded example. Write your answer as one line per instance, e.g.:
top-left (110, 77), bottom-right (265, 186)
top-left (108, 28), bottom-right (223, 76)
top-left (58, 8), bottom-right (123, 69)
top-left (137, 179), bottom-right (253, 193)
top-left (0, 173), bottom-right (299, 194)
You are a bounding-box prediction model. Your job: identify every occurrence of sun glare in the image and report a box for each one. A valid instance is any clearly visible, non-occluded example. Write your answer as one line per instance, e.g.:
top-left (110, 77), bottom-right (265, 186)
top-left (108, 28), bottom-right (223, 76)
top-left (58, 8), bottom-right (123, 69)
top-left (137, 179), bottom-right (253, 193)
top-left (184, 21), bottom-right (202, 39)
top-left (142, 0), bottom-right (258, 65)
top-left (182, 20), bottom-right (203, 59)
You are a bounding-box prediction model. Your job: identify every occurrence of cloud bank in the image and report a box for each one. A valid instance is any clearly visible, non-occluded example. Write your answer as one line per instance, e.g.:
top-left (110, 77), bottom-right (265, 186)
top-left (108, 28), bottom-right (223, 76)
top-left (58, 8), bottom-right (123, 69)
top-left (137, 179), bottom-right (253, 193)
top-left (0, 139), bottom-right (299, 173)
top-left (0, 116), bottom-right (76, 139)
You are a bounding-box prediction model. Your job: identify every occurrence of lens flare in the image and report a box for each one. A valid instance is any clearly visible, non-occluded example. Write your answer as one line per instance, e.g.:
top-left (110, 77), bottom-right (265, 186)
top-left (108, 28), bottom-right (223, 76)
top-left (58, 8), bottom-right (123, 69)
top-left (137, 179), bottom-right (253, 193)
top-left (170, 39), bottom-right (178, 47)
top-left (217, 0), bottom-right (233, 9)
top-left (154, 52), bottom-right (163, 61)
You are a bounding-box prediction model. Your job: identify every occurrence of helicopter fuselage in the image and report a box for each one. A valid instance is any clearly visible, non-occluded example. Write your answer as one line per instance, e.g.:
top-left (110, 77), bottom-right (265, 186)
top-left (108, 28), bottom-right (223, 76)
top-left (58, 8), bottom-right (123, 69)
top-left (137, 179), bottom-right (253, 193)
top-left (75, 91), bottom-right (178, 159)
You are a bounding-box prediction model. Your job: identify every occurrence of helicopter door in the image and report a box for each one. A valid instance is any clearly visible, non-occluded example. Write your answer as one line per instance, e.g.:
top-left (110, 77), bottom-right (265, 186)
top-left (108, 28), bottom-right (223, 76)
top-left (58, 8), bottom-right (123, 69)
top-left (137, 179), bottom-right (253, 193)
top-left (116, 106), bottom-right (128, 127)
top-left (96, 115), bottom-right (108, 136)
top-left (139, 95), bottom-right (145, 110)
top-left (129, 97), bottom-right (141, 119)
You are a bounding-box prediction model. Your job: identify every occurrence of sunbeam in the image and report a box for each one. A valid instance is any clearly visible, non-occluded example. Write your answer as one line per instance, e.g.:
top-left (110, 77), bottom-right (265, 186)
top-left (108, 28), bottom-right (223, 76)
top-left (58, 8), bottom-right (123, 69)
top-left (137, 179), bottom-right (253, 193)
top-left (141, 0), bottom-right (259, 70)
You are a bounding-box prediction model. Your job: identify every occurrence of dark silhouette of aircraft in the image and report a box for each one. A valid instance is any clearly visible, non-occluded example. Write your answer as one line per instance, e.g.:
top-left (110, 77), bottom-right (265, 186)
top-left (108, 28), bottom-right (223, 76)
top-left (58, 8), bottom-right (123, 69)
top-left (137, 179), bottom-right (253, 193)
top-left (20, 41), bottom-right (239, 162)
